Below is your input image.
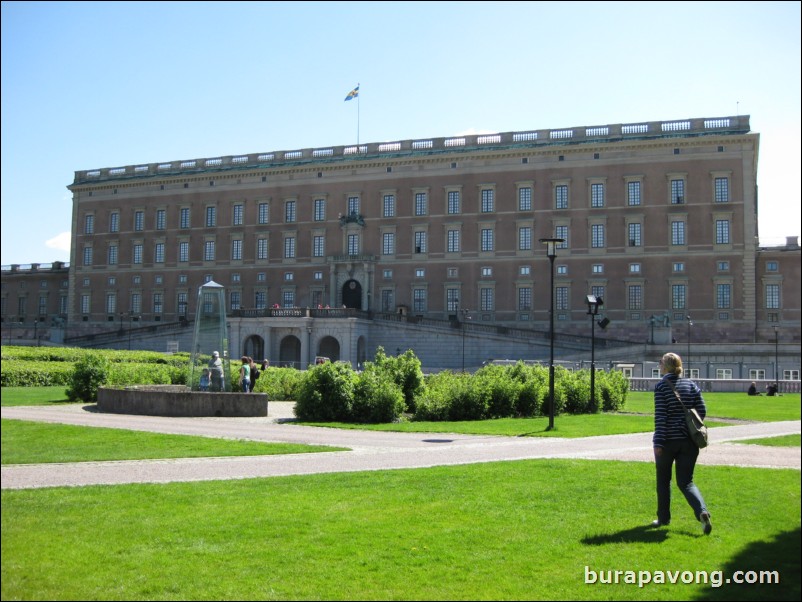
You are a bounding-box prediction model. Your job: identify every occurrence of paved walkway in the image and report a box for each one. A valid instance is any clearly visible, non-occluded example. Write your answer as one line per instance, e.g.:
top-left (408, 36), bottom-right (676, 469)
top-left (2, 403), bottom-right (799, 490)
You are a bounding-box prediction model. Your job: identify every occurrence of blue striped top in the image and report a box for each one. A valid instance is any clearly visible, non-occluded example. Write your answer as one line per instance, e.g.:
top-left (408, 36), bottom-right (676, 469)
top-left (653, 373), bottom-right (707, 447)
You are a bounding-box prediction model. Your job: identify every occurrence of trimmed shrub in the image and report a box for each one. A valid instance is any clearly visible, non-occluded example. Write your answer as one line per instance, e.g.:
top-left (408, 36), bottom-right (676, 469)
top-left (351, 366), bottom-right (406, 423)
top-left (600, 369), bottom-right (629, 412)
top-left (256, 367), bottom-right (303, 400)
top-left (371, 347), bottom-right (425, 412)
top-left (65, 353), bottom-right (111, 402)
top-left (295, 362), bottom-right (356, 422)
top-left (0, 360), bottom-right (75, 387)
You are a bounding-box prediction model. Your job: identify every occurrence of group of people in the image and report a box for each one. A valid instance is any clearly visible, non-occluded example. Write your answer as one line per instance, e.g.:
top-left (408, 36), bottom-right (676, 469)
top-left (199, 352), bottom-right (269, 393)
top-left (748, 381), bottom-right (779, 396)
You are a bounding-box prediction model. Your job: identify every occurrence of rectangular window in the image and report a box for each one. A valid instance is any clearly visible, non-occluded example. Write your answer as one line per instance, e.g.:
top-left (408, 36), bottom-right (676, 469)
top-left (480, 288), bottom-right (494, 311)
top-left (717, 284), bottom-right (731, 309)
top-left (673, 262), bottom-right (685, 272)
top-left (591, 183), bottom-right (604, 208)
top-left (518, 187), bottom-right (532, 211)
top-left (180, 207), bottom-right (190, 229)
top-left (413, 289), bottom-right (427, 313)
top-left (285, 201), bottom-right (296, 223)
top-left (232, 239), bottom-right (243, 260)
top-left (257, 238), bottom-right (268, 260)
top-left (254, 291), bottom-right (266, 310)
top-left (591, 285), bottom-right (605, 300)
top-left (108, 244), bottom-right (118, 265)
top-left (556, 287), bottom-right (569, 311)
top-left (154, 243), bottom-right (165, 263)
top-left (414, 231), bottom-right (427, 253)
top-left (312, 235), bottom-right (325, 257)
top-left (282, 291), bottom-right (295, 308)
top-left (481, 189), bottom-right (494, 213)
top-left (555, 185), bottom-right (568, 209)
top-left (382, 232), bottom-right (395, 255)
top-left (81, 294), bottom-right (90, 314)
top-left (671, 179), bottom-right (685, 204)
top-left (447, 230), bottom-right (460, 253)
top-left (766, 284), bottom-right (780, 309)
top-left (672, 284), bottom-right (686, 309)
top-left (627, 181), bottom-right (641, 206)
top-left (446, 289), bottom-right (460, 312)
top-left (110, 212), bottom-right (119, 233)
top-left (134, 211), bottom-right (144, 231)
top-left (381, 290), bottom-right (394, 312)
top-left (205, 206), bottom-right (216, 227)
top-left (714, 177), bottom-right (729, 203)
top-left (131, 293), bottom-right (142, 314)
top-left (233, 204), bottom-right (243, 226)
top-left (555, 225), bottom-right (568, 248)
top-left (518, 227), bottom-right (532, 250)
top-left (592, 264), bottom-right (604, 274)
top-left (284, 237), bottom-right (296, 259)
top-left (481, 229), bottom-right (494, 252)
top-left (628, 285), bottom-right (643, 310)
top-left (153, 293), bottom-right (163, 314)
top-left (348, 196), bottom-right (360, 216)
top-left (519, 287), bottom-right (532, 311)
top-left (204, 241), bottom-right (215, 261)
top-left (314, 199), bottom-right (326, 221)
top-left (177, 292), bottom-right (188, 316)
top-left (766, 260), bottom-right (778, 272)
top-left (179, 241), bottom-right (189, 262)
top-left (383, 194), bottom-right (395, 218)
top-left (156, 209), bottom-right (166, 230)
top-left (230, 291), bottom-right (241, 311)
top-left (716, 369), bottom-right (733, 379)
top-left (671, 221), bottom-right (686, 245)
top-left (415, 192), bottom-right (427, 216)
top-left (447, 191), bottom-right (460, 214)
top-left (716, 220), bottom-right (730, 244)
top-left (628, 223), bottom-right (642, 247)
top-left (84, 214), bottom-right (94, 234)
top-left (133, 244), bottom-right (143, 264)
top-left (258, 203), bottom-right (269, 224)
top-left (749, 369), bottom-right (766, 380)
top-left (591, 224), bottom-right (605, 248)
top-left (348, 234), bottom-right (359, 255)
top-left (105, 293), bottom-right (116, 314)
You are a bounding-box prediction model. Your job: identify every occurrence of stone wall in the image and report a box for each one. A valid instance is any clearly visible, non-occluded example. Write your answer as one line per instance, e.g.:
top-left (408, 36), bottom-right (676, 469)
top-left (97, 385), bottom-right (268, 417)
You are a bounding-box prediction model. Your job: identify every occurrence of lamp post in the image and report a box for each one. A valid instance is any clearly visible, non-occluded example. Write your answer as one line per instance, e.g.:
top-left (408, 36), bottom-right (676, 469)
top-left (773, 325), bottom-right (779, 394)
top-left (540, 237), bottom-right (565, 431)
top-left (459, 307), bottom-right (470, 372)
top-left (33, 318), bottom-right (39, 347)
top-left (128, 314), bottom-right (139, 350)
top-left (586, 295), bottom-right (603, 410)
top-left (686, 315), bottom-right (693, 377)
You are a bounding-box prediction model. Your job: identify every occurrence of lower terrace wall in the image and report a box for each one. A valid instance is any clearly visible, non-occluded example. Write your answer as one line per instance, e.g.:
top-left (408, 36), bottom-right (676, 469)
top-left (97, 385), bottom-right (268, 417)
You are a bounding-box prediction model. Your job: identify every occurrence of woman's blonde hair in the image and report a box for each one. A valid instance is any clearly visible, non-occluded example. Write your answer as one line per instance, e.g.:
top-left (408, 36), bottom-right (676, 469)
top-left (661, 352), bottom-right (683, 376)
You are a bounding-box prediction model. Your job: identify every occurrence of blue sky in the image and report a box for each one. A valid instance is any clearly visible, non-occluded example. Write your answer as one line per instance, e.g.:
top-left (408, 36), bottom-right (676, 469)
top-left (2, 0), bottom-right (800, 266)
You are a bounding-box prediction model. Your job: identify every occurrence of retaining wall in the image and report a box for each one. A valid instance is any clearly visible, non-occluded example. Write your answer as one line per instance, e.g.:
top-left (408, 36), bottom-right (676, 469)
top-left (97, 385), bottom-right (268, 417)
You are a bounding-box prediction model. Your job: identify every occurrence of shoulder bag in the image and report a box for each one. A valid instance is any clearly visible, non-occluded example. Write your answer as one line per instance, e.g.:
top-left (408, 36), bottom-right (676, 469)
top-left (667, 380), bottom-right (708, 449)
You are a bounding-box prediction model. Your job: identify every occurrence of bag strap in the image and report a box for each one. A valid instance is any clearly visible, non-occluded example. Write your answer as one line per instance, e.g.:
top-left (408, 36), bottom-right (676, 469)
top-left (666, 378), bottom-right (692, 412)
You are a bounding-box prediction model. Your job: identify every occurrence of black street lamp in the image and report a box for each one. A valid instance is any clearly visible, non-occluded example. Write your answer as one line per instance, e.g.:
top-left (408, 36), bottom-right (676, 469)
top-left (459, 307), bottom-right (470, 372)
top-left (128, 314), bottom-right (139, 350)
top-left (686, 315), bottom-right (693, 377)
top-left (540, 237), bottom-right (565, 431)
top-left (586, 295), bottom-right (604, 410)
top-left (773, 325), bottom-right (779, 394)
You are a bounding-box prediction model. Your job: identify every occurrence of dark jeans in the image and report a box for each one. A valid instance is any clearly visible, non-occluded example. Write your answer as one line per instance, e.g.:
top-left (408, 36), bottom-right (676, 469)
top-left (655, 438), bottom-right (708, 524)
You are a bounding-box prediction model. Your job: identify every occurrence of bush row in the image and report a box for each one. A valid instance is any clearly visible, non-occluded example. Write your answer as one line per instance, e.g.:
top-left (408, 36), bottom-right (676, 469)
top-left (1, 345), bottom-right (191, 367)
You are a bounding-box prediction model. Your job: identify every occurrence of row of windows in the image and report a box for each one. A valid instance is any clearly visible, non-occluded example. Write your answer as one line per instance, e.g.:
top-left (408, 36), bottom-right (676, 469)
top-left (82, 176), bottom-right (733, 234)
top-left (81, 219), bottom-right (735, 266)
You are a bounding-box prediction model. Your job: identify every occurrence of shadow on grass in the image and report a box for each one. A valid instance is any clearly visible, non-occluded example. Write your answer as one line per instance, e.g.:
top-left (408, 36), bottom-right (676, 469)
top-left (694, 527), bottom-right (801, 602)
top-left (581, 524), bottom-right (670, 545)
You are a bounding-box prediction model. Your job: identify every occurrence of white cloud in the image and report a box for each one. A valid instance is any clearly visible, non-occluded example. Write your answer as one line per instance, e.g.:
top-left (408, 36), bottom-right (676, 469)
top-left (46, 232), bottom-right (72, 253)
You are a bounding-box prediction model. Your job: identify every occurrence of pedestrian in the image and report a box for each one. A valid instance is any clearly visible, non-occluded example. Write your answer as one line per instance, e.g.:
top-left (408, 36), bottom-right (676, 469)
top-left (766, 383), bottom-right (778, 396)
top-left (747, 382), bottom-right (761, 396)
top-left (238, 356), bottom-right (251, 393)
top-left (208, 351), bottom-right (224, 392)
top-left (249, 357), bottom-right (260, 392)
top-left (199, 368), bottom-right (211, 391)
top-left (651, 352), bottom-right (712, 535)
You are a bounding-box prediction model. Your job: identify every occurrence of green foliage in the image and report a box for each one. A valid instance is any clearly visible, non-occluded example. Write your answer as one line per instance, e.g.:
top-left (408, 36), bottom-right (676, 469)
top-left (417, 371), bottom-right (486, 421)
top-left (351, 365), bottom-right (406, 423)
top-left (255, 367), bottom-right (303, 400)
top-left (295, 362), bottom-right (357, 421)
top-left (65, 353), bottom-right (111, 402)
top-left (600, 369), bottom-right (629, 411)
top-left (474, 364), bottom-right (520, 418)
top-left (371, 347), bottom-right (425, 412)
top-left (0, 361), bottom-right (74, 387)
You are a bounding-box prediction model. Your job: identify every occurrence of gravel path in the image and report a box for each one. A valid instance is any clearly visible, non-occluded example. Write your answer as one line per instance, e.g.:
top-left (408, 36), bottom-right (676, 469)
top-left (2, 403), bottom-right (799, 490)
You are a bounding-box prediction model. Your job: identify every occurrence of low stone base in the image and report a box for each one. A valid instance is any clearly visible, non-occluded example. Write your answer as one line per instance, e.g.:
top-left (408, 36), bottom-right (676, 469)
top-left (97, 385), bottom-right (268, 417)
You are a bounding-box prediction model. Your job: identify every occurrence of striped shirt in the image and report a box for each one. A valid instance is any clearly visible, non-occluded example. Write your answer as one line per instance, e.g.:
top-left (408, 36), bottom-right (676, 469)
top-left (653, 374), bottom-right (707, 447)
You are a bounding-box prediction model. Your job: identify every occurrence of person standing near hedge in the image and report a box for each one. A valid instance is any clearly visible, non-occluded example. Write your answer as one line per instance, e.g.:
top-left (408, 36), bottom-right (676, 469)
top-left (208, 351), bottom-right (224, 392)
top-left (238, 356), bottom-right (251, 393)
top-left (652, 352), bottom-right (712, 535)
top-left (249, 357), bottom-right (260, 392)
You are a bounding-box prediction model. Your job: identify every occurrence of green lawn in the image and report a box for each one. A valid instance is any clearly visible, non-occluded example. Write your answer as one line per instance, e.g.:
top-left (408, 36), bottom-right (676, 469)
top-left (1, 386), bottom-right (73, 406)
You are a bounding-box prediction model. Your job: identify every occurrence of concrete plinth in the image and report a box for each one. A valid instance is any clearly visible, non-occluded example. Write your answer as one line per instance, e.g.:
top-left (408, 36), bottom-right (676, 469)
top-left (97, 385), bottom-right (268, 417)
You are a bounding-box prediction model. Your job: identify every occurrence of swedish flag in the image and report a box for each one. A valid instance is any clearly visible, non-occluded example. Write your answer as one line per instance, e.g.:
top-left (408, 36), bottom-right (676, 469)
top-left (344, 85), bottom-right (359, 101)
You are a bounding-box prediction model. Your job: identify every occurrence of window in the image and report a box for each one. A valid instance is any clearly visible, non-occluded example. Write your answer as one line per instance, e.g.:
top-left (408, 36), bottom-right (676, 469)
top-left (717, 284), bottom-right (731, 309)
top-left (233, 204), bottom-right (243, 226)
top-left (257, 273), bottom-right (266, 282)
top-left (156, 209), bottom-right (166, 230)
top-left (672, 284), bottom-right (686, 309)
top-left (314, 199), bottom-right (326, 221)
top-left (81, 294), bottom-right (90, 314)
top-left (133, 244), bottom-right (143, 264)
top-left (785, 370), bottom-right (800, 381)
top-left (348, 196), bottom-right (360, 216)
top-left (382, 232), bottom-right (395, 255)
top-left (671, 221), bottom-right (686, 245)
top-left (481, 267), bottom-right (493, 277)
top-left (255, 291), bottom-right (266, 309)
top-left (414, 231), bottom-right (427, 253)
top-left (381, 289), bottom-right (394, 312)
top-left (591, 224), bottom-right (605, 248)
top-left (232, 273), bottom-right (240, 283)
top-left (447, 268), bottom-right (458, 278)
top-left (555, 226), bottom-right (568, 248)
top-left (591, 285), bottom-right (605, 300)
top-left (205, 206), bottom-right (216, 227)
top-left (284, 237), bottom-right (296, 259)
top-left (670, 179), bottom-right (685, 204)
top-left (347, 234), bottom-right (359, 255)
top-left (556, 287), bottom-right (568, 311)
top-left (179, 242), bottom-right (189, 262)
top-left (628, 223), bottom-right (642, 246)
top-left (84, 214), bottom-right (94, 234)
top-left (232, 239), bottom-right (243, 260)
top-left (282, 291), bottom-right (295, 308)
top-left (413, 289), bottom-right (427, 313)
top-left (447, 191), bottom-right (460, 214)
top-left (134, 211), bottom-right (144, 231)
top-left (383, 269), bottom-right (392, 279)
top-left (383, 194), bottom-right (395, 218)
top-left (518, 187), bottom-right (532, 211)
top-left (314, 271), bottom-right (323, 280)
top-left (313, 235), bottom-right (325, 257)
top-left (481, 229), bottom-right (494, 252)
top-left (131, 293), bottom-right (142, 314)
top-left (716, 369), bottom-right (733, 379)
top-left (153, 293), bottom-right (163, 314)
top-left (258, 203), bottom-right (269, 224)
top-left (557, 265), bottom-right (567, 275)
top-left (715, 220), bottom-right (730, 244)
top-left (629, 263), bottom-right (641, 273)
top-left (447, 230), bottom-right (460, 253)
top-left (592, 264), bottom-right (604, 274)
top-left (749, 369), bottom-right (766, 380)
top-left (519, 227), bottom-right (532, 250)
top-left (446, 289), bottom-right (460, 312)
top-left (284, 272), bottom-right (294, 282)
top-left (480, 288), bottom-right (494, 311)
top-left (766, 284), bottom-right (780, 309)
top-left (673, 262), bottom-right (685, 272)
top-left (257, 238), bottom-right (268, 260)
top-left (110, 212), bottom-right (119, 233)
top-left (519, 287), bottom-right (532, 311)
top-left (108, 245), bottom-right (118, 265)
top-left (154, 243), bottom-right (165, 263)
top-left (285, 201), bottom-right (296, 223)
top-left (230, 292), bottom-right (241, 311)
top-left (415, 192), bottom-right (427, 216)
top-left (628, 285), bottom-right (643, 310)
top-left (204, 241), bottom-right (215, 261)
top-left (714, 177), bottom-right (729, 203)
top-left (177, 292), bottom-right (188, 315)
top-left (180, 207), bottom-right (190, 229)
top-left (555, 185), bottom-right (568, 209)
top-left (718, 261), bottom-right (730, 272)
top-left (105, 293), bottom-right (116, 314)
top-left (766, 261), bottom-right (778, 272)
top-left (591, 183), bottom-right (604, 207)
top-left (416, 268), bottom-right (426, 278)
top-left (481, 189), bottom-right (494, 213)
top-left (520, 266), bottom-right (531, 276)
top-left (627, 181), bottom-right (641, 206)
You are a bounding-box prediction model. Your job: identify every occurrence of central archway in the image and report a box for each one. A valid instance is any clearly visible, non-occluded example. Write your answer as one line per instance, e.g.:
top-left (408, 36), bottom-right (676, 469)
top-left (342, 279), bottom-right (362, 309)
